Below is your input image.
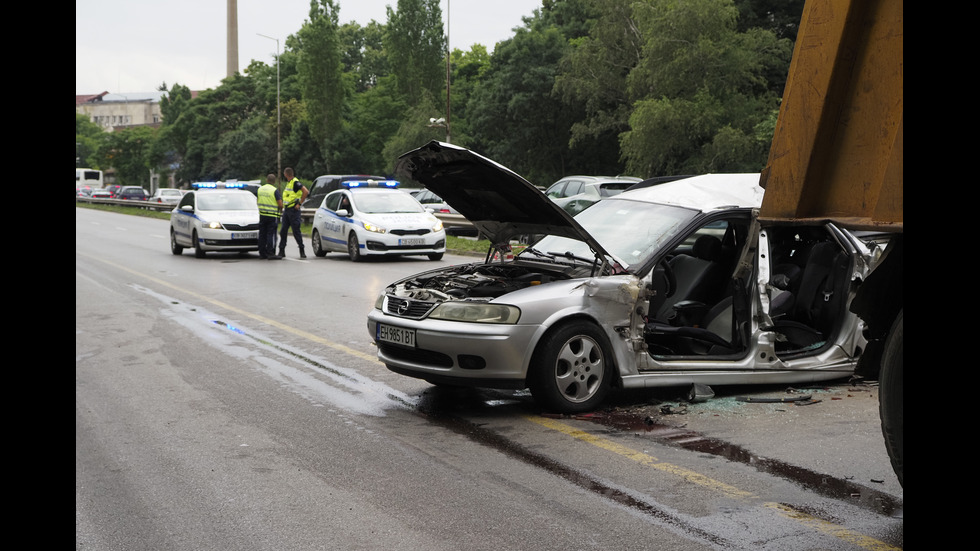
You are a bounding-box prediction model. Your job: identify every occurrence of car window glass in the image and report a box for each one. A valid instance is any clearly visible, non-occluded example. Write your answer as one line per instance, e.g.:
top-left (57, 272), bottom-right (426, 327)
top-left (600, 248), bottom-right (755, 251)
top-left (529, 199), bottom-right (696, 270)
top-left (196, 192), bottom-right (257, 211)
top-left (354, 192), bottom-right (425, 214)
top-left (545, 183), bottom-right (565, 198)
top-left (179, 192), bottom-right (194, 208)
top-left (325, 192), bottom-right (342, 211)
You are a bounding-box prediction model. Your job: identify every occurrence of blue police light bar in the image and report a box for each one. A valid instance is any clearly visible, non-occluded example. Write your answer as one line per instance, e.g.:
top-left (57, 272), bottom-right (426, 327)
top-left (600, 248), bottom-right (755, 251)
top-left (223, 182), bottom-right (246, 189)
top-left (343, 179), bottom-right (400, 189)
top-left (192, 182), bottom-right (219, 189)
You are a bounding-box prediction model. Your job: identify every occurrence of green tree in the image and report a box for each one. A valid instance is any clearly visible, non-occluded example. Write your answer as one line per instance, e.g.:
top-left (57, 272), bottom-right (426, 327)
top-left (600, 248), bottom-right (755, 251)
top-left (619, 0), bottom-right (792, 175)
top-left (76, 112), bottom-right (105, 168)
top-left (339, 20), bottom-right (390, 93)
top-left (382, 92), bottom-right (450, 174)
top-left (97, 125), bottom-right (160, 187)
top-left (297, 0), bottom-right (347, 168)
top-left (384, 0), bottom-right (446, 108)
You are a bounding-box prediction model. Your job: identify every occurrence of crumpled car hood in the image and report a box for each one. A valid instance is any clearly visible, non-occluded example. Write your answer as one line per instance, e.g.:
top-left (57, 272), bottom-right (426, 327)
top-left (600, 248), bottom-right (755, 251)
top-left (395, 141), bottom-right (611, 260)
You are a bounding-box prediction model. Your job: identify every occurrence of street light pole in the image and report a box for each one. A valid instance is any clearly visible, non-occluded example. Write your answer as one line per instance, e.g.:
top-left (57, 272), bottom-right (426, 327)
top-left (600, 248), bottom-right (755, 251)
top-left (257, 33), bottom-right (281, 184)
top-left (445, 0), bottom-right (451, 143)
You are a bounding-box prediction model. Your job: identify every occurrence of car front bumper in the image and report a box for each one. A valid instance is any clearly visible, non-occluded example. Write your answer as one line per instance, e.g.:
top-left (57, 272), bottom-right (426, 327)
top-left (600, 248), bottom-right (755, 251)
top-left (367, 309), bottom-right (538, 388)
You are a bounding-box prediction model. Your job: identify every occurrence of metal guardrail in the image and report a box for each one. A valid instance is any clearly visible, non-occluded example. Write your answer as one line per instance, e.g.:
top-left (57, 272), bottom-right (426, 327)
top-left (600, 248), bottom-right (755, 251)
top-left (76, 196), bottom-right (480, 236)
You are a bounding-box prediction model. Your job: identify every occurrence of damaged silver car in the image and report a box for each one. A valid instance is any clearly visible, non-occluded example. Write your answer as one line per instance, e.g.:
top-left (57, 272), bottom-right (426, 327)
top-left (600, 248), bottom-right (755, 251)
top-left (367, 142), bottom-right (879, 413)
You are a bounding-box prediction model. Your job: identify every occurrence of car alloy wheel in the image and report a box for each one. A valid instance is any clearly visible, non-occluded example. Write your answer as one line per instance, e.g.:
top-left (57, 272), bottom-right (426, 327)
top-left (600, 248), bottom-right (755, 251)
top-left (529, 321), bottom-right (613, 413)
top-left (312, 229), bottom-right (327, 257)
top-left (170, 228), bottom-right (183, 255)
top-left (347, 232), bottom-right (362, 262)
top-left (193, 230), bottom-right (206, 258)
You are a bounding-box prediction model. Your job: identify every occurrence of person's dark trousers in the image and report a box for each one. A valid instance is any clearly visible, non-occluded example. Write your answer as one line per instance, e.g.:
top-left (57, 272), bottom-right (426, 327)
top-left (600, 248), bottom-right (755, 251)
top-left (278, 208), bottom-right (305, 256)
top-left (258, 215), bottom-right (278, 258)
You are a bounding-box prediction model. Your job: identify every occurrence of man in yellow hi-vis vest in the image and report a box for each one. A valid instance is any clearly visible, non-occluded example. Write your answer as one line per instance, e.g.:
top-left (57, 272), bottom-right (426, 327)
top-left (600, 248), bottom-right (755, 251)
top-left (257, 173), bottom-right (283, 260)
top-left (278, 167), bottom-right (309, 258)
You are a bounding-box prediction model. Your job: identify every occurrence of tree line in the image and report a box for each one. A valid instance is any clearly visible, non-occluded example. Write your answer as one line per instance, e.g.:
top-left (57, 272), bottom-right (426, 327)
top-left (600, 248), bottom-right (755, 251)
top-left (75, 0), bottom-right (803, 189)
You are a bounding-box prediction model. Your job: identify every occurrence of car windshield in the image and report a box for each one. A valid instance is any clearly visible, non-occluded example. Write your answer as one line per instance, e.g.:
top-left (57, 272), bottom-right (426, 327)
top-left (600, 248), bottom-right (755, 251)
top-left (523, 198), bottom-right (697, 270)
top-left (353, 192), bottom-right (425, 214)
top-left (160, 189), bottom-right (181, 196)
top-left (196, 192), bottom-right (256, 211)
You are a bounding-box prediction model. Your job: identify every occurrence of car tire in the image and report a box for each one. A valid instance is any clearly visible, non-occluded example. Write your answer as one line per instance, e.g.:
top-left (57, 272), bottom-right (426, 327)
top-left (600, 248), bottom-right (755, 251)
top-left (428, 252), bottom-right (444, 261)
top-left (312, 230), bottom-right (327, 257)
top-left (170, 228), bottom-right (183, 255)
top-left (347, 232), bottom-right (362, 262)
top-left (193, 230), bottom-right (206, 258)
top-left (528, 320), bottom-right (613, 413)
top-left (879, 308), bottom-right (903, 487)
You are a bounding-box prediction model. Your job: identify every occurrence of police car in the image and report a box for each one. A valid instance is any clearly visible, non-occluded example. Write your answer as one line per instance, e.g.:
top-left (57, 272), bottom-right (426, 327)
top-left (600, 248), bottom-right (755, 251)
top-left (170, 183), bottom-right (260, 258)
top-left (310, 180), bottom-right (446, 261)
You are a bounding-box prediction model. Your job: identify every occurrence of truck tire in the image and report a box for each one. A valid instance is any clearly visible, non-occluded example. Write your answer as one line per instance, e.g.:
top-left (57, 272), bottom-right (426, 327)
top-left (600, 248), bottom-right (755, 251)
top-left (879, 308), bottom-right (903, 487)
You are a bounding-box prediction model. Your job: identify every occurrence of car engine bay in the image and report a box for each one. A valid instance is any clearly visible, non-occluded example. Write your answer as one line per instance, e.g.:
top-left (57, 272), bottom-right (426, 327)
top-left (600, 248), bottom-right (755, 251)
top-left (388, 262), bottom-right (574, 302)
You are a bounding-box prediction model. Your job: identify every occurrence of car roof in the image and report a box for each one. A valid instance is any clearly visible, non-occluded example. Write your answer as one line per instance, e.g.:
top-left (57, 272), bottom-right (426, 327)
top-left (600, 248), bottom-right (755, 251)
top-left (611, 173), bottom-right (764, 211)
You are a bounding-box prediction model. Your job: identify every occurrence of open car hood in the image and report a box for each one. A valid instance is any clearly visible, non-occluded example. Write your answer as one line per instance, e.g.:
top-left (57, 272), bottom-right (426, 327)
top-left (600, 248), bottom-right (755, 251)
top-left (395, 141), bottom-right (613, 260)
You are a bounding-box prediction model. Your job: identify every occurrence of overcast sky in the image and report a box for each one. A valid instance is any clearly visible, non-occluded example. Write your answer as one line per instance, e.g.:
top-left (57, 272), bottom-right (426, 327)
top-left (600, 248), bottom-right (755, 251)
top-left (76, 0), bottom-right (540, 95)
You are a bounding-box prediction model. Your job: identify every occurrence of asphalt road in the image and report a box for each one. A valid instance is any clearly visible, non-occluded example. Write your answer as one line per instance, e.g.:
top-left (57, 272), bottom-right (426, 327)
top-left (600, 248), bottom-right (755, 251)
top-left (76, 207), bottom-right (903, 550)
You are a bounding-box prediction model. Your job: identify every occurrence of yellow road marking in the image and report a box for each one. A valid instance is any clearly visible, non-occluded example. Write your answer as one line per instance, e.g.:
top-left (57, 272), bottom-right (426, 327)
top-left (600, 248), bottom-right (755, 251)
top-left (526, 415), bottom-right (899, 550)
top-left (525, 414), bottom-right (754, 499)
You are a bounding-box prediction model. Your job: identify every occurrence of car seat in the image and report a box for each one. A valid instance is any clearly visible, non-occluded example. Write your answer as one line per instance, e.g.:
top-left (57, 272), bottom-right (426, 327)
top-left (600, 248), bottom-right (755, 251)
top-left (655, 235), bottom-right (726, 322)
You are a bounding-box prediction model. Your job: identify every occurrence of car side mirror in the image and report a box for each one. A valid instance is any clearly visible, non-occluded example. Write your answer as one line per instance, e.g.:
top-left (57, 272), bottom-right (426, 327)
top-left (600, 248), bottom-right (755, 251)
top-left (181, 205), bottom-right (194, 213)
top-left (336, 209), bottom-right (349, 217)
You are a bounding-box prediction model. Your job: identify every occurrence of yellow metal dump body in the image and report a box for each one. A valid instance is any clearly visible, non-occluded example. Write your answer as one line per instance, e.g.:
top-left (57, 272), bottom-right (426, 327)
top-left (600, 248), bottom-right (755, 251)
top-left (758, 0), bottom-right (903, 232)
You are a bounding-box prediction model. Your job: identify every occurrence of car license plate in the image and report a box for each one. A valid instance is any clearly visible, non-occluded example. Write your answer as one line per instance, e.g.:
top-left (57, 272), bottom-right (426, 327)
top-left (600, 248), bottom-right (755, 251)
top-left (231, 232), bottom-right (258, 240)
top-left (377, 323), bottom-right (416, 348)
top-left (399, 238), bottom-right (424, 246)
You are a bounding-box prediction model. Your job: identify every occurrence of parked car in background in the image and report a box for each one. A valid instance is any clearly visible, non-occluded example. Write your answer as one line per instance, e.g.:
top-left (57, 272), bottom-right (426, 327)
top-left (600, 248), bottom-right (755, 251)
top-left (413, 188), bottom-right (458, 214)
top-left (169, 189), bottom-right (260, 258)
top-left (303, 174), bottom-right (389, 208)
top-left (117, 186), bottom-right (148, 201)
top-left (149, 188), bottom-right (183, 205)
top-left (105, 185), bottom-right (122, 198)
top-left (545, 175), bottom-right (643, 215)
top-left (90, 188), bottom-right (113, 199)
top-left (76, 186), bottom-right (93, 197)
top-left (368, 142), bottom-right (880, 414)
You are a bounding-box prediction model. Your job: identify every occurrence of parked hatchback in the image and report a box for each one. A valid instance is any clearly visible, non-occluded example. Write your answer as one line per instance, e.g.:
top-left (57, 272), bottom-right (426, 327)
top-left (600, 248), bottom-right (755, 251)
top-left (117, 186), bottom-right (148, 200)
top-left (367, 142), bottom-right (880, 413)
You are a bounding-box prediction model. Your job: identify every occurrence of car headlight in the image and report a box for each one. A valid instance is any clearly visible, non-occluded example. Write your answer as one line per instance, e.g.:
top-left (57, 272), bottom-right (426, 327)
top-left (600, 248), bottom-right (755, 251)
top-left (206, 221), bottom-right (223, 229)
top-left (428, 302), bottom-right (521, 324)
top-left (432, 220), bottom-right (444, 232)
top-left (362, 221), bottom-right (386, 233)
top-left (374, 293), bottom-right (385, 310)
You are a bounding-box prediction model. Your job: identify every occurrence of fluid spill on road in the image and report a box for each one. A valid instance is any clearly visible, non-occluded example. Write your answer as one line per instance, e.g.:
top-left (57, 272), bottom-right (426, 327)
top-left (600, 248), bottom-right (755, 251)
top-left (577, 408), bottom-right (902, 517)
top-left (413, 392), bottom-right (736, 548)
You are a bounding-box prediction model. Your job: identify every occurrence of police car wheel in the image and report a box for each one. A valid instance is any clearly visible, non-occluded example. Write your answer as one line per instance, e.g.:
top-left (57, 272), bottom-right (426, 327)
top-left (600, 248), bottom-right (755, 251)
top-left (312, 230), bottom-right (327, 257)
top-left (193, 230), bottom-right (206, 258)
top-left (348, 233), bottom-right (362, 262)
top-left (170, 228), bottom-right (183, 255)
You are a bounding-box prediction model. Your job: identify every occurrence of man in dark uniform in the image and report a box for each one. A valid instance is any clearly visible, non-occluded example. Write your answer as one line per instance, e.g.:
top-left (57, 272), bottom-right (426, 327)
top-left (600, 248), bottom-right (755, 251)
top-left (278, 167), bottom-right (309, 258)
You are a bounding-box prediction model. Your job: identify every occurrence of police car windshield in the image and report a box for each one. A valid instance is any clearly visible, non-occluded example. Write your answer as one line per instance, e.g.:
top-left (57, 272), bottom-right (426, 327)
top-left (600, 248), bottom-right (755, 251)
top-left (353, 192), bottom-right (425, 214)
top-left (197, 192), bottom-right (257, 211)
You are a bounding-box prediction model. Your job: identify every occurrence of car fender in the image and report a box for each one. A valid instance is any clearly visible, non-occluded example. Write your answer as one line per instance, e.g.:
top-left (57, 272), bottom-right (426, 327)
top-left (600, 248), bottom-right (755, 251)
top-left (504, 275), bottom-right (641, 380)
